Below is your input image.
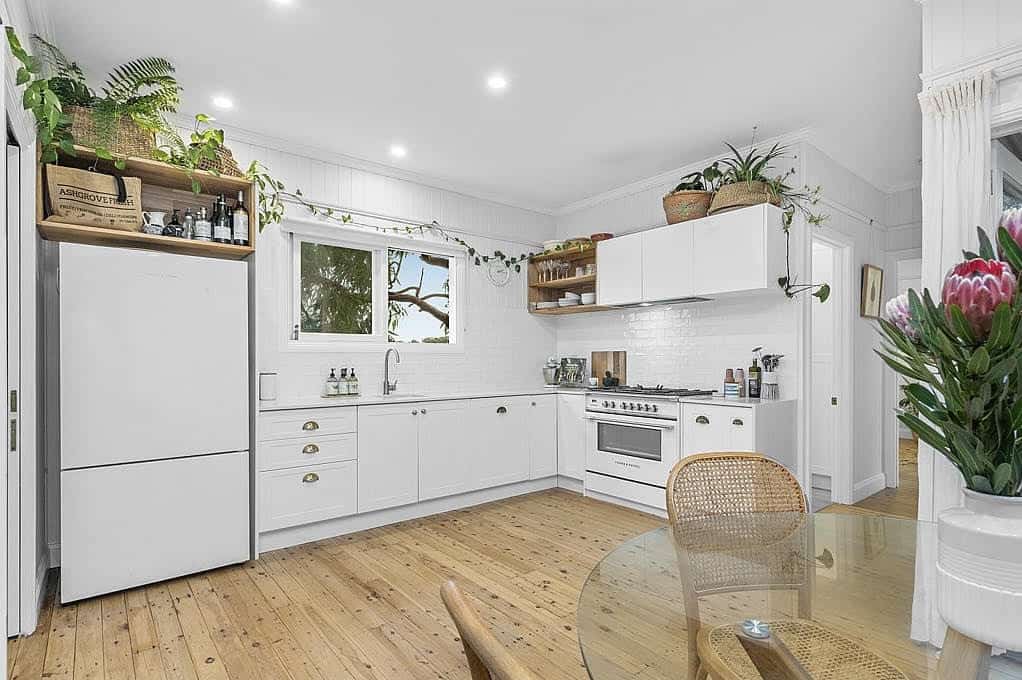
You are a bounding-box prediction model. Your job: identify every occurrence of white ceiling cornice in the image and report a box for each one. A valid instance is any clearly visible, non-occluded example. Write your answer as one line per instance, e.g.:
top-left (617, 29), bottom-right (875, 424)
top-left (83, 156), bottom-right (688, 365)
top-left (921, 41), bottom-right (1022, 88)
top-left (167, 113), bottom-right (558, 218)
top-left (553, 128), bottom-right (813, 216)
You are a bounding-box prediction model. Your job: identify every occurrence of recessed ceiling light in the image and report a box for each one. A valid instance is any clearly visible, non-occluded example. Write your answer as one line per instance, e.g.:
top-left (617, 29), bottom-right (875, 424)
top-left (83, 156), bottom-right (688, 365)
top-left (269, 0), bottom-right (295, 6)
top-left (212, 95), bottom-right (234, 110)
top-left (486, 73), bottom-right (509, 92)
top-left (389, 144), bottom-right (408, 159)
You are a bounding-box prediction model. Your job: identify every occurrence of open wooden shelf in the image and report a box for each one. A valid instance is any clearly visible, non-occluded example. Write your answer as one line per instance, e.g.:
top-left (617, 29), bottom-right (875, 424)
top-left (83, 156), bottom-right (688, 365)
top-left (37, 220), bottom-right (254, 260)
top-left (36, 145), bottom-right (256, 261)
top-left (531, 304), bottom-right (612, 315)
top-left (528, 246), bottom-right (596, 263)
top-left (531, 273), bottom-right (596, 289)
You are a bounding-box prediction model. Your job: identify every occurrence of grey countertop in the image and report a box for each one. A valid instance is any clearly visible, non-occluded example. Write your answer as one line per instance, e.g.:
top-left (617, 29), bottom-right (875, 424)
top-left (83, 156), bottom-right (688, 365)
top-left (258, 388), bottom-right (793, 412)
top-left (258, 386), bottom-right (587, 412)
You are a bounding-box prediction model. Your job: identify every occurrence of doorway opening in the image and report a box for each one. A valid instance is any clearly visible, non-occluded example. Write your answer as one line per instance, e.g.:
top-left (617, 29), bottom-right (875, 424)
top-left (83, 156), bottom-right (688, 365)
top-left (808, 234), bottom-right (853, 509)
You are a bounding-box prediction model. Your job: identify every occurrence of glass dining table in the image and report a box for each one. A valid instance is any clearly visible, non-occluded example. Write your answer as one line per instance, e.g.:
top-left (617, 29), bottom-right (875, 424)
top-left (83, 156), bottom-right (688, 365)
top-left (577, 511), bottom-right (1021, 680)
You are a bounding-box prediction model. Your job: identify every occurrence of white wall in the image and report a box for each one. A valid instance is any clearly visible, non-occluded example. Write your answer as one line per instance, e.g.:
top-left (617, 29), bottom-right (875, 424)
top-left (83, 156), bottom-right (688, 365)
top-left (922, 0), bottom-right (1022, 75)
top-left (220, 135), bottom-right (559, 402)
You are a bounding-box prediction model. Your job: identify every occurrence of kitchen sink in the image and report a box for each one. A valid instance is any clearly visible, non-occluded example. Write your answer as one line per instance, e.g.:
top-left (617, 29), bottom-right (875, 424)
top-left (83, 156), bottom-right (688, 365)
top-left (374, 392), bottom-right (426, 399)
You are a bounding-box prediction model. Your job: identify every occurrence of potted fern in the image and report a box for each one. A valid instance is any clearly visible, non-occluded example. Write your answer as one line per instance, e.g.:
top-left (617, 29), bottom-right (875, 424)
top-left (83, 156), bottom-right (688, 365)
top-left (662, 163), bottom-right (722, 224)
top-left (709, 142), bottom-right (788, 214)
top-left (11, 33), bottom-right (179, 164)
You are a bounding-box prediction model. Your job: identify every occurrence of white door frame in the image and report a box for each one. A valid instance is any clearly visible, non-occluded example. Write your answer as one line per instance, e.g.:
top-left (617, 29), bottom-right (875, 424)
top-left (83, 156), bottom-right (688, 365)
top-left (2, 14), bottom-right (42, 638)
top-left (1, 13), bottom-right (9, 666)
top-left (808, 229), bottom-right (855, 505)
top-left (882, 249), bottom-right (922, 491)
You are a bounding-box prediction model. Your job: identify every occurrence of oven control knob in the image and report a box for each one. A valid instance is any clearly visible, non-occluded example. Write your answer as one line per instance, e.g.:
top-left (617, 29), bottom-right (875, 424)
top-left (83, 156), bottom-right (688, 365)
top-left (629, 403), bottom-right (636, 410)
top-left (602, 401), bottom-right (609, 408)
top-left (643, 404), bottom-right (651, 411)
top-left (609, 401), bottom-right (615, 408)
top-left (652, 404), bottom-right (658, 412)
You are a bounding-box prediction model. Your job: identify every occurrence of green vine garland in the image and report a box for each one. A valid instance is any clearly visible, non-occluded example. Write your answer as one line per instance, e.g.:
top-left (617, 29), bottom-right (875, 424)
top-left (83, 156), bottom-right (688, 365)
top-left (244, 161), bottom-right (539, 272)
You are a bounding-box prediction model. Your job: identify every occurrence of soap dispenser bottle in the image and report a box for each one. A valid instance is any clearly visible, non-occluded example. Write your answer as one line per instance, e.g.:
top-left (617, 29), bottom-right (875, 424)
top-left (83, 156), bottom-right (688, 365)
top-left (325, 368), bottom-right (340, 396)
top-left (349, 368), bottom-right (359, 396)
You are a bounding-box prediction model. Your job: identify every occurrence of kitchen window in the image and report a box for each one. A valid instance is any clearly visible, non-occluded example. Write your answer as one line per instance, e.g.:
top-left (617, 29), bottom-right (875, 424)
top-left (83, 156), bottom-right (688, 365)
top-left (289, 229), bottom-right (462, 349)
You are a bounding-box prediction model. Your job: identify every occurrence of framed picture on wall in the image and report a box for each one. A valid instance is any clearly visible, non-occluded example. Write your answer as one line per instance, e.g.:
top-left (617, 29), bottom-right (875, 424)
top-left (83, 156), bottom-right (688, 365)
top-left (860, 264), bottom-right (885, 318)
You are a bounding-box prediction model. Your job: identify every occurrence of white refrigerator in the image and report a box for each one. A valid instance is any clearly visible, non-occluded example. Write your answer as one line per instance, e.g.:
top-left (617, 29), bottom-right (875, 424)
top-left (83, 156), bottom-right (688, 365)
top-left (58, 243), bottom-right (250, 602)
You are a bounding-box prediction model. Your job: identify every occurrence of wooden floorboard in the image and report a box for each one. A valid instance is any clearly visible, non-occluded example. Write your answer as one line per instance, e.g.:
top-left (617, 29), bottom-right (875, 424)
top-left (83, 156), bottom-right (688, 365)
top-left (830, 438), bottom-right (919, 520)
top-left (10, 490), bottom-right (661, 680)
top-left (10, 483), bottom-right (939, 680)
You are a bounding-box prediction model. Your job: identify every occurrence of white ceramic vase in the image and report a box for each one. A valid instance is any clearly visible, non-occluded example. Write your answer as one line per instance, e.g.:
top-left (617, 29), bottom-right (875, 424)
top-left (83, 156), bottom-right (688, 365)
top-left (937, 489), bottom-right (1022, 650)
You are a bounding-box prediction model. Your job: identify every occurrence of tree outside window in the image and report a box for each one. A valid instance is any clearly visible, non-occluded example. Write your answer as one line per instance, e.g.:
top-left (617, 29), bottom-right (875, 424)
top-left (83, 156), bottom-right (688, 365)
top-left (388, 248), bottom-right (450, 343)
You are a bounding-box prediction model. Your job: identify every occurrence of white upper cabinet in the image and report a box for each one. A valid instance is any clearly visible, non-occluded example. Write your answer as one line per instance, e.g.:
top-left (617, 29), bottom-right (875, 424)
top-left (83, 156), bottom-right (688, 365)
top-left (594, 204), bottom-right (786, 306)
top-left (641, 219), bottom-right (694, 302)
top-left (691, 204), bottom-right (784, 296)
top-left (596, 233), bottom-right (643, 306)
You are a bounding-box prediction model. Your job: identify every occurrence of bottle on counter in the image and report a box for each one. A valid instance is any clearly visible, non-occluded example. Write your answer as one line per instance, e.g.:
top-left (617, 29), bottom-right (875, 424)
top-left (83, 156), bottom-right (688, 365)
top-left (212, 194), bottom-right (232, 244)
top-left (325, 368), bottom-right (340, 396)
top-left (736, 368), bottom-right (746, 398)
top-left (232, 190), bottom-right (250, 246)
top-left (748, 356), bottom-right (762, 399)
top-left (339, 368), bottom-right (350, 395)
top-left (181, 208), bottom-right (195, 239)
top-left (349, 368), bottom-right (359, 396)
top-left (194, 207), bottom-right (212, 241)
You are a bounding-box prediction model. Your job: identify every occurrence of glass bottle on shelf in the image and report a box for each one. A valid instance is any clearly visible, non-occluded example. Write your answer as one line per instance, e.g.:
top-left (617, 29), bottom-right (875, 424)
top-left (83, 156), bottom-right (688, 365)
top-left (232, 190), bottom-right (250, 246)
top-left (163, 209), bottom-right (183, 238)
top-left (193, 207), bottom-right (212, 242)
top-left (181, 208), bottom-right (195, 239)
top-left (212, 194), bottom-right (231, 244)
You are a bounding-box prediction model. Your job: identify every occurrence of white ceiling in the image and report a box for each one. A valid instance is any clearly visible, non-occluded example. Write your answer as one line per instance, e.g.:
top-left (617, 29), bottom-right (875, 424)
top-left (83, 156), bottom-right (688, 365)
top-left (38, 0), bottom-right (922, 212)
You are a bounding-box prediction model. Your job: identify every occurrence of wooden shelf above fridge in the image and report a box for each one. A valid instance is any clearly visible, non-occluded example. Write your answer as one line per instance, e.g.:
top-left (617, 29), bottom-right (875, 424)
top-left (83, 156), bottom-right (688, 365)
top-left (36, 145), bottom-right (257, 261)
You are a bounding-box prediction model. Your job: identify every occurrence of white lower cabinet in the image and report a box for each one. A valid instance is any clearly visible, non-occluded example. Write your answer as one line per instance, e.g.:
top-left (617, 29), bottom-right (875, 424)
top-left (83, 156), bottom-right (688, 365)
top-left (260, 461), bottom-right (357, 531)
top-left (472, 398), bottom-right (530, 489)
top-left (557, 393), bottom-right (586, 479)
top-left (681, 400), bottom-right (796, 472)
top-left (419, 400), bottom-right (472, 500)
top-left (358, 403), bottom-right (420, 513)
top-left (527, 396), bottom-right (557, 479)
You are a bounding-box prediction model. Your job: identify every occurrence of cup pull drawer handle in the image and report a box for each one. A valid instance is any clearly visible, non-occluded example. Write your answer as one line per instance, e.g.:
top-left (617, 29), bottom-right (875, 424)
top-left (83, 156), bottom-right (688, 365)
top-left (497, 406), bottom-right (508, 414)
top-left (695, 415), bottom-right (710, 425)
top-left (732, 418), bottom-right (744, 426)
top-left (302, 473), bottom-right (320, 483)
top-left (302, 443), bottom-right (319, 454)
top-left (302, 421), bottom-right (319, 431)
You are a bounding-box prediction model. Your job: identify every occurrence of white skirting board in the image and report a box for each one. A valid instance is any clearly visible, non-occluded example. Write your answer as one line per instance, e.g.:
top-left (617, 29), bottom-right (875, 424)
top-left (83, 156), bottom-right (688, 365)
top-left (556, 476), bottom-right (583, 493)
top-left (584, 489), bottom-right (667, 519)
top-left (852, 473), bottom-right (888, 503)
top-left (258, 476), bottom-right (560, 553)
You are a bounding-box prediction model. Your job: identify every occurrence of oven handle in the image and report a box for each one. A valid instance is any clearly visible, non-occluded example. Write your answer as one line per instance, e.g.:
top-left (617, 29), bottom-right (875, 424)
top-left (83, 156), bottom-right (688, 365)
top-left (584, 415), bottom-right (675, 430)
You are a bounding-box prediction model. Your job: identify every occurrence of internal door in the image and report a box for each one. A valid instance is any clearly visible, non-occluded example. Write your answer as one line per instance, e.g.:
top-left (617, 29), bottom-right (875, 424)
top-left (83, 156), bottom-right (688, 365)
top-left (5, 141), bottom-right (19, 635)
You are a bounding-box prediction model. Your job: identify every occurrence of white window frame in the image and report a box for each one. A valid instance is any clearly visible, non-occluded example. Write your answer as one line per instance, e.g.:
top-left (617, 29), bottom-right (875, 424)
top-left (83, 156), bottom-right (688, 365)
top-left (285, 221), bottom-right (466, 354)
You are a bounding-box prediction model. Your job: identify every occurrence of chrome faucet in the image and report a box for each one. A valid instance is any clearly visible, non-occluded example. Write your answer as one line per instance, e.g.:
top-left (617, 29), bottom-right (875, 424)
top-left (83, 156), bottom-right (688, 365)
top-left (383, 347), bottom-right (401, 395)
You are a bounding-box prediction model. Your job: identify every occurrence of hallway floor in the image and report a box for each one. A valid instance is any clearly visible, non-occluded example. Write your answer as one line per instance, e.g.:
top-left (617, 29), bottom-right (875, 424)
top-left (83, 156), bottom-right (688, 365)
top-left (844, 438), bottom-right (919, 519)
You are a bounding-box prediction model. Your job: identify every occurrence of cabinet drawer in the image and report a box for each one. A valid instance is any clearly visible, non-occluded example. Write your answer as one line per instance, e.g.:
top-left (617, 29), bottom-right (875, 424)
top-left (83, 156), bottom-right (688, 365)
top-left (259, 433), bottom-right (356, 471)
top-left (258, 407), bottom-right (356, 441)
top-left (259, 460), bottom-right (357, 531)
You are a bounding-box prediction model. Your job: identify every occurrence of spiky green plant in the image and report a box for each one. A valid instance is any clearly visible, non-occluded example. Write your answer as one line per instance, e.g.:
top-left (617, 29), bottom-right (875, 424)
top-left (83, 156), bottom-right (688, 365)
top-left (719, 142), bottom-right (787, 183)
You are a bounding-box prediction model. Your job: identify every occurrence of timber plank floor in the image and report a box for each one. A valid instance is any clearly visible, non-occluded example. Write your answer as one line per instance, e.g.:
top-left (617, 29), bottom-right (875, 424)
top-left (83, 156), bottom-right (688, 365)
top-left (6, 490), bottom-right (663, 680)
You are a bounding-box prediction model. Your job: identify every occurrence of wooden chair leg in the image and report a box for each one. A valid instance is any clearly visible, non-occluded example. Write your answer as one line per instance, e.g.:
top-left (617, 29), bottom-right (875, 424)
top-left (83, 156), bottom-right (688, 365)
top-left (695, 662), bottom-right (708, 680)
top-left (936, 627), bottom-right (991, 680)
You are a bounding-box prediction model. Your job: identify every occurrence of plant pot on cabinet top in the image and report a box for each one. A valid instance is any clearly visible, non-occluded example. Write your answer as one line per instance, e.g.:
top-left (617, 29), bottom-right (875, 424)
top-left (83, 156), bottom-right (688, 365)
top-left (66, 105), bottom-right (156, 159)
top-left (662, 190), bottom-right (712, 224)
top-left (708, 181), bottom-right (781, 215)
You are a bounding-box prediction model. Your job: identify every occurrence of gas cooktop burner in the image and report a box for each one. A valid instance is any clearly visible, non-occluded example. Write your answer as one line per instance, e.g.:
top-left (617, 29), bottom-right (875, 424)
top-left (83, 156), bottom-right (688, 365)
top-left (593, 385), bottom-right (715, 397)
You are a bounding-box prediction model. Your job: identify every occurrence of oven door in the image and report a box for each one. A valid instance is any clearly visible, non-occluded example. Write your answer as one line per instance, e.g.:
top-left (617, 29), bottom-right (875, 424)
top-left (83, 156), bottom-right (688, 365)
top-left (585, 413), bottom-right (679, 487)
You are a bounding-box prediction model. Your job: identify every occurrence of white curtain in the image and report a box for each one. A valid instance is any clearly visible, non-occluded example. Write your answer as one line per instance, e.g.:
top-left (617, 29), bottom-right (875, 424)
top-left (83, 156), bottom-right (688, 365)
top-left (911, 71), bottom-right (993, 647)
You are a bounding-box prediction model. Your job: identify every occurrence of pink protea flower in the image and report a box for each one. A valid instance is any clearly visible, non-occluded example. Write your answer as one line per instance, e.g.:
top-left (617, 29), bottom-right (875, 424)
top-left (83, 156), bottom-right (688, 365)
top-left (998, 208), bottom-right (1022, 259)
top-left (942, 258), bottom-right (1017, 339)
top-left (884, 293), bottom-right (917, 339)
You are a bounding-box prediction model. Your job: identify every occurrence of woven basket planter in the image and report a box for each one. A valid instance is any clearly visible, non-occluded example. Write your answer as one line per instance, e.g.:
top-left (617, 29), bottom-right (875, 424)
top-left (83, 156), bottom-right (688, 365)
top-left (198, 145), bottom-right (244, 178)
top-left (663, 190), bottom-right (712, 224)
top-left (708, 181), bottom-right (781, 215)
top-left (67, 105), bottom-right (156, 159)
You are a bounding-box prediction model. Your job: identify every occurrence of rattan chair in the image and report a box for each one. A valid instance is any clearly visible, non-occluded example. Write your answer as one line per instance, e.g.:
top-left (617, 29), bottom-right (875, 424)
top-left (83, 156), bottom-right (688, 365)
top-left (665, 452), bottom-right (908, 680)
top-left (441, 580), bottom-right (541, 680)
